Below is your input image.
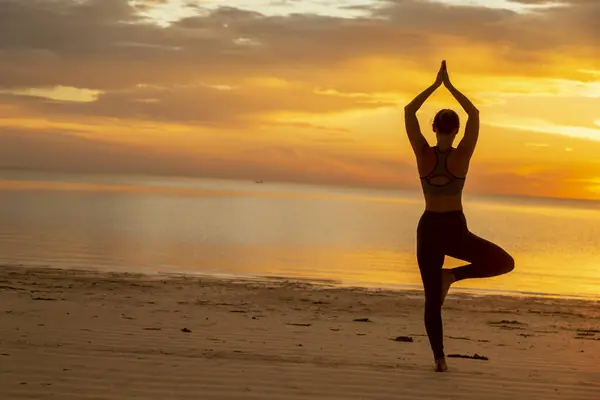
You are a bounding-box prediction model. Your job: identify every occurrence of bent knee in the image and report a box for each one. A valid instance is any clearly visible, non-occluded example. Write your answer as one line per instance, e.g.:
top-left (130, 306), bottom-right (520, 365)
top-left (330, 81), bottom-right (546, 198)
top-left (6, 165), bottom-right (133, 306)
top-left (499, 252), bottom-right (515, 274)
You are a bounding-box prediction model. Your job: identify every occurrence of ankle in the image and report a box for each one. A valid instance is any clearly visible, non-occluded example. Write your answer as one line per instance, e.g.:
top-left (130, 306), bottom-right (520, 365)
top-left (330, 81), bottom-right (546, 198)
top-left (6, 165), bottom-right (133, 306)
top-left (434, 357), bottom-right (448, 372)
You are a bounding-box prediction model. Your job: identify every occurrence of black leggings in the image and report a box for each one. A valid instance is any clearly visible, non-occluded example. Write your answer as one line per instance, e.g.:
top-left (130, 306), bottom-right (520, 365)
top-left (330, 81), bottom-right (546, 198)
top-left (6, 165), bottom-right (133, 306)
top-left (417, 210), bottom-right (514, 360)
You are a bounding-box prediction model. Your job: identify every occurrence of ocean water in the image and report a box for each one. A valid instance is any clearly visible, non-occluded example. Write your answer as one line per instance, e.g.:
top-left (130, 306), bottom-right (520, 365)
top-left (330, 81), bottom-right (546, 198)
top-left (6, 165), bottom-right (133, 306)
top-left (1, 170), bottom-right (600, 300)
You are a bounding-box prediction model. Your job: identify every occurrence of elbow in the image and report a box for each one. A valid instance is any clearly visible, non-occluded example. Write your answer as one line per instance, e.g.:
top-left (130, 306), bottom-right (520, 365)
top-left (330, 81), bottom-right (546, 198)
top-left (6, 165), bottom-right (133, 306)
top-left (404, 105), bottom-right (417, 114)
top-left (468, 108), bottom-right (479, 116)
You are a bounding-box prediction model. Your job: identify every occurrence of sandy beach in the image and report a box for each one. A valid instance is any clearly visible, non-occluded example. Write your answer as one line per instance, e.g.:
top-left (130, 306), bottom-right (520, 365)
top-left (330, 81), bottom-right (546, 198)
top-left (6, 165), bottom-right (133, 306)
top-left (1, 266), bottom-right (598, 399)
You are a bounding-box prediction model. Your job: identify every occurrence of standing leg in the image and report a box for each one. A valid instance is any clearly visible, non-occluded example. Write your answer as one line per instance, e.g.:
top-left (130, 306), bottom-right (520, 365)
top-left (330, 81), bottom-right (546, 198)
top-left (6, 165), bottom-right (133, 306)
top-left (446, 232), bottom-right (514, 282)
top-left (417, 236), bottom-right (446, 367)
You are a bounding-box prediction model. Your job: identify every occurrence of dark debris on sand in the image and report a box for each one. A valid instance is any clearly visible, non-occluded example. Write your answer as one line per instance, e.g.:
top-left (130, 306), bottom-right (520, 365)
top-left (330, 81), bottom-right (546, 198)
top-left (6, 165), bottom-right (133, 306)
top-left (353, 318), bottom-right (372, 323)
top-left (576, 329), bottom-right (599, 334)
top-left (448, 353), bottom-right (489, 361)
top-left (488, 320), bottom-right (526, 330)
top-left (575, 335), bottom-right (600, 341)
top-left (391, 336), bottom-right (414, 342)
top-left (488, 320), bottom-right (526, 326)
top-left (32, 297), bottom-right (59, 301)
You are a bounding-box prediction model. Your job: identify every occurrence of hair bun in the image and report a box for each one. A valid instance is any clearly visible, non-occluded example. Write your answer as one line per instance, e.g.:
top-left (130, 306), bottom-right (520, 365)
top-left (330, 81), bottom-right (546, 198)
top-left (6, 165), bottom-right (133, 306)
top-left (433, 109), bottom-right (460, 134)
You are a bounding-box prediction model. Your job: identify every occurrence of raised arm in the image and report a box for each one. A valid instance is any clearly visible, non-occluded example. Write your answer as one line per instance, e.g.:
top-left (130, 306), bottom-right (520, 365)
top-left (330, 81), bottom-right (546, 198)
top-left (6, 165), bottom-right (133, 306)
top-left (443, 72), bottom-right (479, 156)
top-left (404, 62), bottom-right (444, 154)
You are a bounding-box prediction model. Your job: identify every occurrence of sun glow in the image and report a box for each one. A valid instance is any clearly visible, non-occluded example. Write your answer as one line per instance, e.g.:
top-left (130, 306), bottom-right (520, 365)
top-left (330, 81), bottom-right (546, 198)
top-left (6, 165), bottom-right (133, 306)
top-left (2, 0), bottom-right (600, 199)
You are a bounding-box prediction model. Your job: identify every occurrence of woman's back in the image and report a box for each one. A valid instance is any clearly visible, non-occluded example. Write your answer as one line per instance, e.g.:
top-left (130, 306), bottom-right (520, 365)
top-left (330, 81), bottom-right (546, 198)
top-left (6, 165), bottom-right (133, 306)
top-left (417, 144), bottom-right (471, 212)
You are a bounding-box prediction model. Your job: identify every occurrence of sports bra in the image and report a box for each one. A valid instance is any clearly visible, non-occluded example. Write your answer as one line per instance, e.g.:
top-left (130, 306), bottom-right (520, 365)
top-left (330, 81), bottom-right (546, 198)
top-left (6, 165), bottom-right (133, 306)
top-left (420, 146), bottom-right (466, 196)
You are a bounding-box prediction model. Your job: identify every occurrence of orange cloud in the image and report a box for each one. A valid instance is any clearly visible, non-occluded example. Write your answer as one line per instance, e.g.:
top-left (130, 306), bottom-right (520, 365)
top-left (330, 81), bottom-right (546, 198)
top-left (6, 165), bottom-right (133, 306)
top-left (1, 0), bottom-right (600, 199)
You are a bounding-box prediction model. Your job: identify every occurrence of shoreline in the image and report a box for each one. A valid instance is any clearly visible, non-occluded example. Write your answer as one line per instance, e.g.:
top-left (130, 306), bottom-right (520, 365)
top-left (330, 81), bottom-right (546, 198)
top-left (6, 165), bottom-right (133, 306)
top-left (3, 263), bottom-right (599, 303)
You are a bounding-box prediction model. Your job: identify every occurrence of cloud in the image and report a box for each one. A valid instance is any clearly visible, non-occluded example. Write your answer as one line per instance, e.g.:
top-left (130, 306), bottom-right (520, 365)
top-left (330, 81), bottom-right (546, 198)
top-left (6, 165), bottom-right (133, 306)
top-left (1, 0), bottom-right (598, 92)
top-left (1, 0), bottom-right (600, 196)
top-left (0, 82), bottom-right (394, 127)
top-left (0, 0), bottom-right (596, 127)
top-left (0, 124), bottom-right (414, 188)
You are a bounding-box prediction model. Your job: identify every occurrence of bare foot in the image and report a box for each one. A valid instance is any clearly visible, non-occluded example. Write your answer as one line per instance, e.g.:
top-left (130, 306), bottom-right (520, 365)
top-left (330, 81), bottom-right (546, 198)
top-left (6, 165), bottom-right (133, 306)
top-left (441, 269), bottom-right (456, 305)
top-left (435, 358), bottom-right (448, 372)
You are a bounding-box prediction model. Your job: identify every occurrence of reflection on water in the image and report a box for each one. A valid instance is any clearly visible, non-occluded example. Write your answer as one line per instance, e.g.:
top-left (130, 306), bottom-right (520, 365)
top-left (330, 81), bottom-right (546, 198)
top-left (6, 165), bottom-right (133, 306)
top-left (1, 170), bottom-right (600, 300)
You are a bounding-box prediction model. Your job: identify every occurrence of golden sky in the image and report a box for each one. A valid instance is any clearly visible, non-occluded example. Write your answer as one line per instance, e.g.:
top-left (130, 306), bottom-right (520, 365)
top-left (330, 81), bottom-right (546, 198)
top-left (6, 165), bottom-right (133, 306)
top-left (1, 0), bottom-right (600, 199)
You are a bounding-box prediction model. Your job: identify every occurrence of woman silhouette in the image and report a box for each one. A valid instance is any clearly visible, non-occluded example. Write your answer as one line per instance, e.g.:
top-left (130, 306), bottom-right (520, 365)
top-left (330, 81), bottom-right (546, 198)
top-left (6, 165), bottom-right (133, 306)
top-left (404, 61), bottom-right (515, 372)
